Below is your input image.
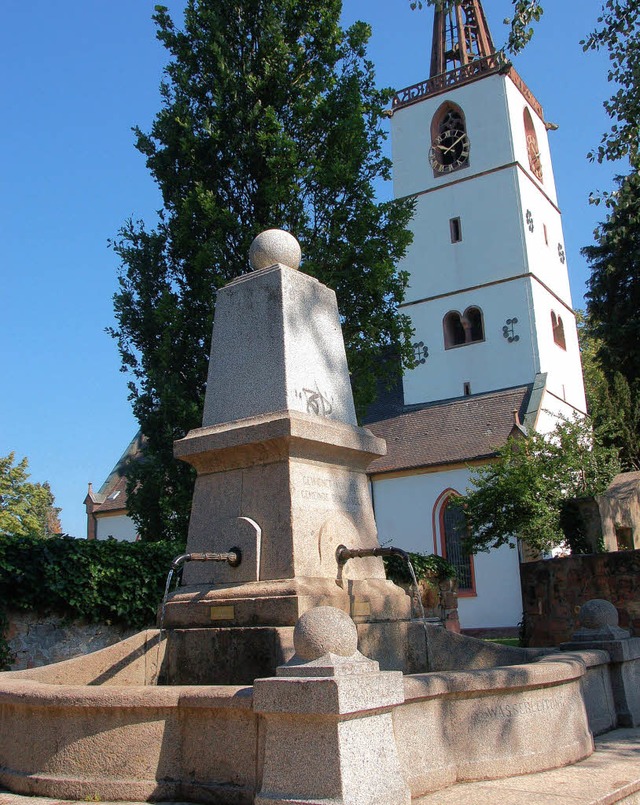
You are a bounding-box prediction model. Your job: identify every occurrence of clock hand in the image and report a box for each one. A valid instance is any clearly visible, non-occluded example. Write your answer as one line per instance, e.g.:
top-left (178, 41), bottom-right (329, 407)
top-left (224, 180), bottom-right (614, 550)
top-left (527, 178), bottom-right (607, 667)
top-left (441, 133), bottom-right (466, 155)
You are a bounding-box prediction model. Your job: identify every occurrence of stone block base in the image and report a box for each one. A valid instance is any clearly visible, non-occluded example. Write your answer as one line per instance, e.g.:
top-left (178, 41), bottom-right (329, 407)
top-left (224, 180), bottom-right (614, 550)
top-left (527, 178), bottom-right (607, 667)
top-left (159, 619), bottom-right (429, 684)
top-left (160, 626), bottom-right (295, 685)
top-left (162, 576), bottom-right (411, 629)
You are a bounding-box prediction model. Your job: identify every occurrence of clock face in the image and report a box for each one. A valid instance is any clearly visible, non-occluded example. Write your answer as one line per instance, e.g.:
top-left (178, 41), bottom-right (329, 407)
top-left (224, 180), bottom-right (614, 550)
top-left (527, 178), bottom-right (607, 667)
top-left (429, 128), bottom-right (470, 173)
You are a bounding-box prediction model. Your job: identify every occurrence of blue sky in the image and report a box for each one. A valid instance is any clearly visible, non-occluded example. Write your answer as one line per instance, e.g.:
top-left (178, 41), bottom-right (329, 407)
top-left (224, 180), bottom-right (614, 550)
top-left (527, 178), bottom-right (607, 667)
top-left (1, 0), bottom-right (621, 538)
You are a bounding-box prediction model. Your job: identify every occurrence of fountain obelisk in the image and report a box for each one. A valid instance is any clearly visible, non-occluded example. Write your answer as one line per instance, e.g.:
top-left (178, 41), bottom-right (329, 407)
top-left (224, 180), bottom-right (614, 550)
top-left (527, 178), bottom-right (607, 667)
top-left (164, 230), bottom-right (410, 635)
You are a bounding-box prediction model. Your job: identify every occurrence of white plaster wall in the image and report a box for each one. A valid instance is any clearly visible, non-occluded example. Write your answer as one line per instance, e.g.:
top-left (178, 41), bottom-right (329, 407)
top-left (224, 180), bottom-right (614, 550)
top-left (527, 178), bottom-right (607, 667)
top-left (403, 276), bottom-right (538, 405)
top-left (516, 172), bottom-right (571, 303)
top-left (372, 468), bottom-right (523, 629)
top-left (96, 514), bottom-right (138, 542)
top-left (529, 281), bottom-right (587, 414)
top-left (535, 393), bottom-right (586, 435)
top-left (392, 74), bottom-right (515, 199)
top-left (503, 75), bottom-right (559, 206)
top-left (401, 168), bottom-right (526, 303)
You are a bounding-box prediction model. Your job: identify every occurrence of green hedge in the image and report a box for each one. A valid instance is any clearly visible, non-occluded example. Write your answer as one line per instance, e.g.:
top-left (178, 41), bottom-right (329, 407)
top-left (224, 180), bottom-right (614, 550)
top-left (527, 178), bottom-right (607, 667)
top-left (0, 534), bottom-right (183, 630)
top-left (0, 536), bottom-right (454, 671)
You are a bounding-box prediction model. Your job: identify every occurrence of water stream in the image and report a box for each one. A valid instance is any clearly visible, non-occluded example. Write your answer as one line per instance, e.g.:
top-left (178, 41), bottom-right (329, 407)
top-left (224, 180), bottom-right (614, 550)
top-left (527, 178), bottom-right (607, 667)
top-left (153, 550), bottom-right (242, 684)
top-left (335, 544), bottom-right (434, 671)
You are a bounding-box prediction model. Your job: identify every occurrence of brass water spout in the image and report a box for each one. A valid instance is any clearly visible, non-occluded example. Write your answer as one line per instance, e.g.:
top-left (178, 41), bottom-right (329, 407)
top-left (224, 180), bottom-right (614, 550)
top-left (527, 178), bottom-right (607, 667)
top-left (169, 549), bottom-right (242, 571)
top-left (335, 544), bottom-right (410, 564)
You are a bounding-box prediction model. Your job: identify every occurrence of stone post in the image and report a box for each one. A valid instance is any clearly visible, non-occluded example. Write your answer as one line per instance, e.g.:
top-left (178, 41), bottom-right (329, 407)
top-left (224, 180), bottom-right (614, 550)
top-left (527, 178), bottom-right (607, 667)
top-left (562, 599), bottom-right (640, 727)
top-left (253, 607), bottom-right (411, 805)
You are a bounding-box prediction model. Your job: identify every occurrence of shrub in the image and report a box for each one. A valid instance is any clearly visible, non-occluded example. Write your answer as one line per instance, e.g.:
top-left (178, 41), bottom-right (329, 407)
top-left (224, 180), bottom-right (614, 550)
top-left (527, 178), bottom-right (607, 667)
top-left (0, 534), bottom-right (183, 630)
top-left (383, 551), bottom-right (456, 586)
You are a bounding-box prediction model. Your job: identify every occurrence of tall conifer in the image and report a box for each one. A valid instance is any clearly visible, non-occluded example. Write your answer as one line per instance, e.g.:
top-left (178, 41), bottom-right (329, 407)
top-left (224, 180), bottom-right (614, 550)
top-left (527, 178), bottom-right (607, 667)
top-left (110, 0), bottom-right (415, 540)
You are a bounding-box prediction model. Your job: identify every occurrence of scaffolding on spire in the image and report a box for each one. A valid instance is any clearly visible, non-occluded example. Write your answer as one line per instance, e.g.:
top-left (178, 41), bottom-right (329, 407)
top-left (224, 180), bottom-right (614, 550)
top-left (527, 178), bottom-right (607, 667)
top-left (430, 0), bottom-right (495, 77)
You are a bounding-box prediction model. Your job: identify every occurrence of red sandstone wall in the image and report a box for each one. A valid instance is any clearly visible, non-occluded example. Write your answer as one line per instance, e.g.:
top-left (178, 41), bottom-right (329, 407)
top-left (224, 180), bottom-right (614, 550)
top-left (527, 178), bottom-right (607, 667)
top-left (520, 550), bottom-right (640, 647)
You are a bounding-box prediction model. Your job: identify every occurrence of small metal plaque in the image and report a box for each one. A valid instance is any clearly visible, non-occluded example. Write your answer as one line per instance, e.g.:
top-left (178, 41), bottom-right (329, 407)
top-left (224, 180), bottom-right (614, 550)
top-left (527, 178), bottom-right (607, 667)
top-left (210, 605), bottom-right (235, 621)
top-left (352, 601), bottom-right (371, 617)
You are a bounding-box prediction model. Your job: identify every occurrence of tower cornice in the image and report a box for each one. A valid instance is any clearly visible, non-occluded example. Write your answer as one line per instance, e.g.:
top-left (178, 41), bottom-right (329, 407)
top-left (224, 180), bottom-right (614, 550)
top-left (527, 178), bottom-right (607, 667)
top-left (392, 62), bottom-right (544, 121)
top-left (391, 1), bottom-right (544, 119)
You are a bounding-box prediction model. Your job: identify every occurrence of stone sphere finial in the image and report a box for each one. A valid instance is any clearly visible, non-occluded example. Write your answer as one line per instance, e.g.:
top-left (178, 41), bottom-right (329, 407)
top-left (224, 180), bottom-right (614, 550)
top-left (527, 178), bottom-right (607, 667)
top-left (249, 229), bottom-right (301, 271)
top-left (578, 599), bottom-right (619, 630)
top-left (293, 606), bottom-right (358, 661)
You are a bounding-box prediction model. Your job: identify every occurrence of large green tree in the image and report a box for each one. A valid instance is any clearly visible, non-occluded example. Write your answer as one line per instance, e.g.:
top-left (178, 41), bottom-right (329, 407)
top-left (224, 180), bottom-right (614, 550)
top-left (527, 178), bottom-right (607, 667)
top-left (578, 312), bottom-right (640, 470)
top-left (0, 453), bottom-right (61, 539)
top-left (459, 416), bottom-right (620, 555)
top-left (584, 173), bottom-right (640, 389)
top-left (580, 2), bottom-right (640, 470)
top-left (111, 0), bottom-right (415, 541)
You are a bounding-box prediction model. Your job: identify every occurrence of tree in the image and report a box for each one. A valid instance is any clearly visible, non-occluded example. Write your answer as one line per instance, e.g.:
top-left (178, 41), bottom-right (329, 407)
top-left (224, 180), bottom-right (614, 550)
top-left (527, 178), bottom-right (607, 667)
top-left (579, 3), bottom-right (640, 472)
top-left (0, 453), bottom-right (61, 539)
top-left (583, 174), bottom-right (640, 381)
top-left (110, 0), bottom-right (416, 541)
top-left (578, 311), bottom-right (640, 470)
top-left (581, 1), bottom-right (640, 170)
top-left (459, 416), bottom-right (620, 555)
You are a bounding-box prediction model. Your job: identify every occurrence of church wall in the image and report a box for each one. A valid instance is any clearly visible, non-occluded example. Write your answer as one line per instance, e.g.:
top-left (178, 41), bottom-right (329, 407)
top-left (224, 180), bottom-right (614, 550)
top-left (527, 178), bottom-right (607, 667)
top-left (96, 513), bottom-right (138, 542)
top-left (528, 280), bottom-right (587, 413)
top-left (503, 76), bottom-right (559, 206)
top-left (534, 391), bottom-right (587, 434)
top-left (403, 276), bottom-right (538, 405)
top-left (372, 468), bottom-right (523, 629)
top-left (392, 74), bottom-right (515, 200)
top-left (401, 168), bottom-right (526, 303)
top-left (516, 171), bottom-right (572, 302)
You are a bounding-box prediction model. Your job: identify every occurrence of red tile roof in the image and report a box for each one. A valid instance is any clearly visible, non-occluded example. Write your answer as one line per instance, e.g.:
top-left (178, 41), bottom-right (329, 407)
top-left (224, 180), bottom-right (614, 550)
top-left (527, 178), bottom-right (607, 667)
top-left (366, 386), bottom-right (532, 475)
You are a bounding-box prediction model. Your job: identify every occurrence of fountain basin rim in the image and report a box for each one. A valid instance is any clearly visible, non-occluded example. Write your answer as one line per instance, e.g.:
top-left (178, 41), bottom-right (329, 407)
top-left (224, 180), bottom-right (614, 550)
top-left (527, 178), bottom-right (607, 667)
top-left (0, 677), bottom-right (253, 709)
top-left (402, 654), bottom-right (588, 702)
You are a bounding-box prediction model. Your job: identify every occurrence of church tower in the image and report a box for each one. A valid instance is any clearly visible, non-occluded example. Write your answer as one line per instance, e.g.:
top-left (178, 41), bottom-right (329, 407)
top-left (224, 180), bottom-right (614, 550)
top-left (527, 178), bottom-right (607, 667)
top-left (390, 0), bottom-right (586, 425)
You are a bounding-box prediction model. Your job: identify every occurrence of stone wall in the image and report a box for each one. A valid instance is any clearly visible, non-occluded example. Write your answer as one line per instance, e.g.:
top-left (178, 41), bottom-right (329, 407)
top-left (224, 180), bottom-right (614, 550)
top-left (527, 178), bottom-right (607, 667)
top-left (520, 550), bottom-right (640, 646)
top-left (5, 611), bottom-right (138, 670)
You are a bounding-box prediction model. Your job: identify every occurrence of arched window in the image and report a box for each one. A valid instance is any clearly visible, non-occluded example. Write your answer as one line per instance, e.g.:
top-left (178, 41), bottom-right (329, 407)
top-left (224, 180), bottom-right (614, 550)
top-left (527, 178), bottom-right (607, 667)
top-left (429, 102), bottom-right (470, 175)
top-left (433, 490), bottom-right (475, 596)
top-left (443, 306), bottom-right (484, 349)
top-left (551, 310), bottom-right (566, 350)
top-left (465, 306), bottom-right (484, 342)
top-left (444, 311), bottom-right (466, 347)
top-left (524, 108), bottom-right (543, 182)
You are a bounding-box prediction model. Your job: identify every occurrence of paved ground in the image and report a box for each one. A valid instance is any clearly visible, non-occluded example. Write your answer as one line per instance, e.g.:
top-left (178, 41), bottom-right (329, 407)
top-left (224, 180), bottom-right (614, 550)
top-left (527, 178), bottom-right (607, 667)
top-left (1, 726), bottom-right (638, 805)
top-left (415, 727), bottom-right (640, 805)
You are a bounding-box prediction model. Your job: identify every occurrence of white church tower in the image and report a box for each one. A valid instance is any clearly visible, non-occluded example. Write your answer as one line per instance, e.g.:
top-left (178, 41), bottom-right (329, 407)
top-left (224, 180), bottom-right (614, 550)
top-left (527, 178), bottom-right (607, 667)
top-left (391, 0), bottom-right (586, 428)
top-left (366, 1), bottom-right (588, 634)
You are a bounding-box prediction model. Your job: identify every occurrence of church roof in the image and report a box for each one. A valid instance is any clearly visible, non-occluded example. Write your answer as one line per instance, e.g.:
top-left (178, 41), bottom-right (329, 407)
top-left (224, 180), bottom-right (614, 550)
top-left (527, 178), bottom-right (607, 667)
top-left (366, 384), bottom-right (533, 476)
top-left (85, 432), bottom-right (143, 514)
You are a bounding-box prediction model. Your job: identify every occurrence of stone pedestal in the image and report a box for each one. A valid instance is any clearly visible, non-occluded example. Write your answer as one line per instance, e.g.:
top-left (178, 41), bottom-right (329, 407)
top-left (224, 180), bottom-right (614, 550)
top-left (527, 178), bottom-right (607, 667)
top-left (253, 608), bottom-right (411, 805)
top-left (163, 238), bottom-right (411, 632)
top-left (561, 599), bottom-right (640, 727)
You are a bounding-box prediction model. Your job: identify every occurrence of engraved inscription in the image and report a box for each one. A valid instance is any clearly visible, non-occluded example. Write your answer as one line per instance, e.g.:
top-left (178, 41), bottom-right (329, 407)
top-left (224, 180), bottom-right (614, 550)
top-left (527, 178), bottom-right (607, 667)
top-left (297, 473), bottom-right (361, 510)
top-left (472, 697), bottom-right (565, 725)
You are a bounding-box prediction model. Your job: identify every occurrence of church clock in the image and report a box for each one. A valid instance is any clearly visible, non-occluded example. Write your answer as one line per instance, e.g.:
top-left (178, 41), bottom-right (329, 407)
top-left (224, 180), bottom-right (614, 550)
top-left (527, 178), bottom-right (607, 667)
top-left (429, 128), bottom-right (471, 173)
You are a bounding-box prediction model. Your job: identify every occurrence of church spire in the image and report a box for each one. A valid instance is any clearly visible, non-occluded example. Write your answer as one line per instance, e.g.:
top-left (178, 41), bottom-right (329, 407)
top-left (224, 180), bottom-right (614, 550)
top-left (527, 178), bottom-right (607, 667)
top-left (430, 0), bottom-right (495, 77)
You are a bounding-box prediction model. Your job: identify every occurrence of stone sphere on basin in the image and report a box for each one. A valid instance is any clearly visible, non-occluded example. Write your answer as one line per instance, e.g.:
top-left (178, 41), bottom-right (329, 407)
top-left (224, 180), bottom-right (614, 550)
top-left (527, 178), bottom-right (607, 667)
top-left (578, 599), bottom-right (619, 630)
top-left (294, 606), bottom-right (358, 661)
top-left (249, 229), bottom-right (301, 271)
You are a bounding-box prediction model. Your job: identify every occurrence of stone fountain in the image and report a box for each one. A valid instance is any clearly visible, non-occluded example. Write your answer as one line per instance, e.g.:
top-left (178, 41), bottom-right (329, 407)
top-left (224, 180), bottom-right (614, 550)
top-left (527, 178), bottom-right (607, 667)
top-left (0, 230), bottom-right (636, 804)
top-left (160, 228), bottom-right (413, 684)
